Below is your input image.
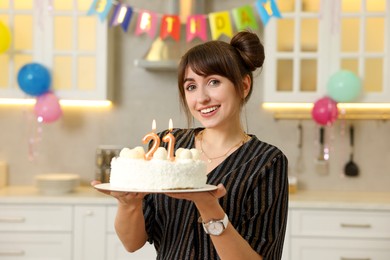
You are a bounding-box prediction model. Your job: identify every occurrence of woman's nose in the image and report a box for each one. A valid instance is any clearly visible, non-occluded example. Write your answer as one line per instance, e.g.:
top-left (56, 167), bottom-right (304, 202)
top-left (197, 88), bottom-right (210, 103)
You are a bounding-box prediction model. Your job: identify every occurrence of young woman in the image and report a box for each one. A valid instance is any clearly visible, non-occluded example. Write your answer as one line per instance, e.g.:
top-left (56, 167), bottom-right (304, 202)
top-left (93, 30), bottom-right (288, 259)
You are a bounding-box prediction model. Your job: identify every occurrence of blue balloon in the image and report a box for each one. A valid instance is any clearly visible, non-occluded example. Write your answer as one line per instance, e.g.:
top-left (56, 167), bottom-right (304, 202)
top-left (17, 63), bottom-right (51, 96)
top-left (327, 70), bottom-right (362, 102)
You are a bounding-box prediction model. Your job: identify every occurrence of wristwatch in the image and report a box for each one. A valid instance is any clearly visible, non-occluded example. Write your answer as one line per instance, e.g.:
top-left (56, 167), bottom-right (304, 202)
top-left (200, 213), bottom-right (229, 236)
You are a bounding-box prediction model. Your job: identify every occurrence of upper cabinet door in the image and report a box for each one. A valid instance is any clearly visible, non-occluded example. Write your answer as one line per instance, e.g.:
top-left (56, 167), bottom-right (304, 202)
top-left (0, 0), bottom-right (112, 100)
top-left (263, 0), bottom-right (390, 103)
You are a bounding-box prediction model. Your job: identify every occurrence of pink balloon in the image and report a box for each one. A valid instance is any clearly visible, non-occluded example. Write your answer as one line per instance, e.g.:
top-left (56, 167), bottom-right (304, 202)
top-left (311, 96), bottom-right (338, 125)
top-left (34, 92), bottom-right (62, 123)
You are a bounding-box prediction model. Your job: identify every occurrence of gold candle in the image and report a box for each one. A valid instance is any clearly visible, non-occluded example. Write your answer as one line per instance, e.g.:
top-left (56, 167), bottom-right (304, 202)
top-left (162, 118), bottom-right (176, 161)
top-left (142, 119), bottom-right (160, 160)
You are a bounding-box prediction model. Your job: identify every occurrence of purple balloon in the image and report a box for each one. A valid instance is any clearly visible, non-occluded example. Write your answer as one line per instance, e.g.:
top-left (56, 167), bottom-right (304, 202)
top-left (34, 92), bottom-right (62, 123)
top-left (312, 97), bottom-right (338, 126)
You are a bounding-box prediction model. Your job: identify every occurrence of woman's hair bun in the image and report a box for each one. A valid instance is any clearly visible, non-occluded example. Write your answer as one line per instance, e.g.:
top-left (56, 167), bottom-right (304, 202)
top-left (230, 30), bottom-right (265, 71)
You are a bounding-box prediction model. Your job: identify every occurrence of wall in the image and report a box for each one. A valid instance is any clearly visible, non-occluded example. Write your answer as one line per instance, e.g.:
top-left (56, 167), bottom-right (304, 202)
top-left (0, 0), bottom-right (390, 192)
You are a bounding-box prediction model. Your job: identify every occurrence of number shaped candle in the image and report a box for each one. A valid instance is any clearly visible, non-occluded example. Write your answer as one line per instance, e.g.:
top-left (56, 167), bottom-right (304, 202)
top-left (142, 119), bottom-right (160, 160)
top-left (162, 118), bottom-right (176, 161)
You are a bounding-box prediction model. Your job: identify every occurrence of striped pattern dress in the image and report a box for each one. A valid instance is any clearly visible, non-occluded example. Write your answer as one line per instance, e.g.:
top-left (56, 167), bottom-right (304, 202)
top-left (143, 128), bottom-right (289, 259)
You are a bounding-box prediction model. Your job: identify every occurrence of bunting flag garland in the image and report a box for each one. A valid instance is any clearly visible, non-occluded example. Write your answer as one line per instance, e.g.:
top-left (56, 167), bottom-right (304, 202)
top-left (87, 0), bottom-right (282, 42)
top-left (135, 10), bottom-right (158, 38)
top-left (255, 0), bottom-right (282, 25)
top-left (160, 15), bottom-right (181, 41)
top-left (232, 5), bottom-right (259, 31)
top-left (209, 11), bottom-right (233, 40)
top-left (109, 4), bottom-right (133, 32)
top-left (186, 15), bottom-right (208, 42)
top-left (87, 0), bottom-right (113, 22)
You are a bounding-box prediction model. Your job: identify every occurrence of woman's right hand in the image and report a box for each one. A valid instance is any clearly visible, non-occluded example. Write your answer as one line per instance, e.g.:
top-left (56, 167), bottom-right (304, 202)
top-left (91, 180), bottom-right (148, 205)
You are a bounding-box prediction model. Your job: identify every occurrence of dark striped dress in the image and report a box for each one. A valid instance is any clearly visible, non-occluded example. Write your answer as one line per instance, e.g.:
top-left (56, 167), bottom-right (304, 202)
top-left (143, 128), bottom-right (289, 259)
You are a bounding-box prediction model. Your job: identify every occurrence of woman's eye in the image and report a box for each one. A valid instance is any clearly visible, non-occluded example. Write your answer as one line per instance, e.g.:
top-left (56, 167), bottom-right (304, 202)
top-left (185, 84), bottom-right (196, 91)
top-left (209, 79), bottom-right (220, 86)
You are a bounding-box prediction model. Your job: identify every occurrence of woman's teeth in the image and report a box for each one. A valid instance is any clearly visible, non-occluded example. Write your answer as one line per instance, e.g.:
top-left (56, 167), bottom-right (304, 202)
top-left (201, 106), bottom-right (219, 114)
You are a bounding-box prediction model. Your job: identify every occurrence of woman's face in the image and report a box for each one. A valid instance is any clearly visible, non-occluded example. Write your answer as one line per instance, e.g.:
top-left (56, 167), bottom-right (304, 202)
top-left (183, 67), bottom-right (243, 130)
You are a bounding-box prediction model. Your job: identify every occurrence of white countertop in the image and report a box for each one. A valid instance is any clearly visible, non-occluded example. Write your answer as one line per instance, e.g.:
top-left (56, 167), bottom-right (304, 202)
top-left (289, 190), bottom-right (390, 210)
top-left (0, 186), bottom-right (116, 205)
top-left (1, 186), bottom-right (390, 210)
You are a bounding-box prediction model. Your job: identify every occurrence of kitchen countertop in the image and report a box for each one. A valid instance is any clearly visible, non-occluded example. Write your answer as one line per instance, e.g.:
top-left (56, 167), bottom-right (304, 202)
top-left (289, 190), bottom-right (390, 210)
top-left (1, 186), bottom-right (390, 210)
top-left (0, 185), bottom-right (116, 205)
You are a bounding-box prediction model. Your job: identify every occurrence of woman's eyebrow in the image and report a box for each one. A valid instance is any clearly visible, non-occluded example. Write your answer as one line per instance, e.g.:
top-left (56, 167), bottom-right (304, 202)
top-left (183, 78), bottom-right (194, 83)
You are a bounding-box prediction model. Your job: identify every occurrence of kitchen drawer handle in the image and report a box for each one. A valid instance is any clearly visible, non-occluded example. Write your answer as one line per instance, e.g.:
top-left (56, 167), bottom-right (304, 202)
top-left (0, 250), bottom-right (25, 256)
top-left (340, 223), bottom-right (371, 228)
top-left (340, 257), bottom-right (371, 260)
top-left (0, 217), bottom-right (25, 223)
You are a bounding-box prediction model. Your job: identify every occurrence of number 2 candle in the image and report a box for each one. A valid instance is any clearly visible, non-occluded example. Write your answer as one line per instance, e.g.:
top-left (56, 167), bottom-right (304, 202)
top-left (142, 119), bottom-right (160, 160)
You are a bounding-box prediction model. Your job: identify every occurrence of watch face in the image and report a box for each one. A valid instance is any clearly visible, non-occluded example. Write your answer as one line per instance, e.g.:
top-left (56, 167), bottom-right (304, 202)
top-left (207, 222), bottom-right (224, 235)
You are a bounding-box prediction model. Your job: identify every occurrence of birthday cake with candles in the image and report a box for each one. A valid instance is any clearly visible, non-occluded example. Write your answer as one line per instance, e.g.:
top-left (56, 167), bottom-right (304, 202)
top-left (109, 119), bottom-right (207, 190)
top-left (109, 146), bottom-right (207, 190)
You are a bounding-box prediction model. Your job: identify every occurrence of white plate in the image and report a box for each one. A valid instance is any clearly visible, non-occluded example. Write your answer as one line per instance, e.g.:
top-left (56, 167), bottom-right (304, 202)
top-left (94, 183), bottom-right (218, 193)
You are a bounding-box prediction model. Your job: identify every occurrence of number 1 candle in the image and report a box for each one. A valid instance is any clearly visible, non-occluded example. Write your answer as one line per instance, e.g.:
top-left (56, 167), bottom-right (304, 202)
top-left (162, 118), bottom-right (176, 161)
top-left (142, 119), bottom-right (160, 160)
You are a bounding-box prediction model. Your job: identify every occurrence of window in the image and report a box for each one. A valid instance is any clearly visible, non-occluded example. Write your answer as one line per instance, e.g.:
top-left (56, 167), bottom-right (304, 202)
top-left (0, 0), bottom-right (111, 101)
top-left (263, 0), bottom-right (389, 103)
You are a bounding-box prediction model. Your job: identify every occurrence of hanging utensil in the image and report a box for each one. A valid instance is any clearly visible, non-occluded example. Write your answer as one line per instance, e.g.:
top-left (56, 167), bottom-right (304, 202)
top-left (315, 126), bottom-right (329, 174)
top-left (344, 125), bottom-right (359, 177)
top-left (295, 122), bottom-right (304, 174)
top-left (317, 126), bottom-right (325, 161)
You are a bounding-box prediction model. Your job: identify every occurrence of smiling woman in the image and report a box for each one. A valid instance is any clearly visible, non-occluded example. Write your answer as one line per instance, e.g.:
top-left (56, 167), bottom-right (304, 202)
top-left (95, 30), bottom-right (289, 260)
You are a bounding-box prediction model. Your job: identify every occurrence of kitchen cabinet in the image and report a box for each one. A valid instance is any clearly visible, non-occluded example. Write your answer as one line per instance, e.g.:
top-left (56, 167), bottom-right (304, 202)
top-left (263, 0), bottom-right (390, 103)
top-left (0, 0), bottom-right (112, 100)
top-left (1, 187), bottom-right (390, 260)
top-left (73, 206), bottom-right (106, 260)
top-left (289, 208), bottom-right (390, 260)
top-left (0, 205), bottom-right (72, 259)
top-left (0, 188), bottom-right (156, 260)
top-left (106, 206), bottom-right (157, 260)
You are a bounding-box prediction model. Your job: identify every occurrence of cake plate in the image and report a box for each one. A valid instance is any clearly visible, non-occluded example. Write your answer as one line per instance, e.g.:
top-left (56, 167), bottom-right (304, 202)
top-left (94, 183), bottom-right (218, 193)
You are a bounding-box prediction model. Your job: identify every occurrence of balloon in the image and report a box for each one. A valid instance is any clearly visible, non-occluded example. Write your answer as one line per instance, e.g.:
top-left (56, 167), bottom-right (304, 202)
top-left (327, 70), bottom-right (362, 102)
top-left (17, 63), bottom-right (51, 96)
top-left (34, 92), bottom-right (62, 123)
top-left (311, 96), bottom-right (338, 126)
top-left (0, 21), bottom-right (11, 54)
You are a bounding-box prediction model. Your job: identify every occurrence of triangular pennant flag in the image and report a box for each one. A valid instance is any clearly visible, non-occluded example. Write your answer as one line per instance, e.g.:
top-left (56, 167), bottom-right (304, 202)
top-left (209, 11), bottom-right (233, 40)
top-left (186, 15), bottom-right (208, 42)
top-left (109, 4), bottom-right (133, 32)
top-left (135, 10), bottom-right (158, 38)
top-left (232, 5), bottom-right (259, 31)
top-left (160, 15), bottom-right (181, 41)
top-left (87, 0), bottom-right (113, 22)
top-left (256, 0), bottom-right (282, 25)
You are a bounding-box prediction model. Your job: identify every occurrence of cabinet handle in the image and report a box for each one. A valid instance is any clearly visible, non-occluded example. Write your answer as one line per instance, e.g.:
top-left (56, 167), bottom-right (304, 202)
top-left (0, 217), bottom-right (25, 223)
top-left (85, 210), bottom-right (94, 216)
top-left (340, 257), bottom-right (371, 260)
top-left (340, 223), bottom-right (371, 228)
top-left (0, 250), bottom-right (25, 256)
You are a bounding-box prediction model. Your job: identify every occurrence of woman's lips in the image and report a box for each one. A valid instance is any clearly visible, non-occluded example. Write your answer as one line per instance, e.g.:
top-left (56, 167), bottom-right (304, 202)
top-left (199, 106), bottom-right (220, 115)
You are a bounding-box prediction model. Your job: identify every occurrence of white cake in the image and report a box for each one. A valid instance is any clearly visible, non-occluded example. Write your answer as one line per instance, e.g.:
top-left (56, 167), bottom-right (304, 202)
top-left (110, 146), bottom-right (207, 190)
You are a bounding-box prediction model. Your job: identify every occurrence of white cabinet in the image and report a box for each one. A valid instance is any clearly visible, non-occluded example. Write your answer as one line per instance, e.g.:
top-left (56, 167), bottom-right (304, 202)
top-left (106, 206), bottom-right (157, 260)
top-left (287, 209), bottom-right (390, 260)
top-left (291, 238), bottom-right (390, 260)
top-left (0, 202), bottom-right (157, 260)
top-left (0, 233), bottom-right (72, 259)
top-left (0, 205), bottom-right (72, 259)
top-left (73, 206), bottom-right (106, 260)
top-left (263, 0), bottom-right (390, 103)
